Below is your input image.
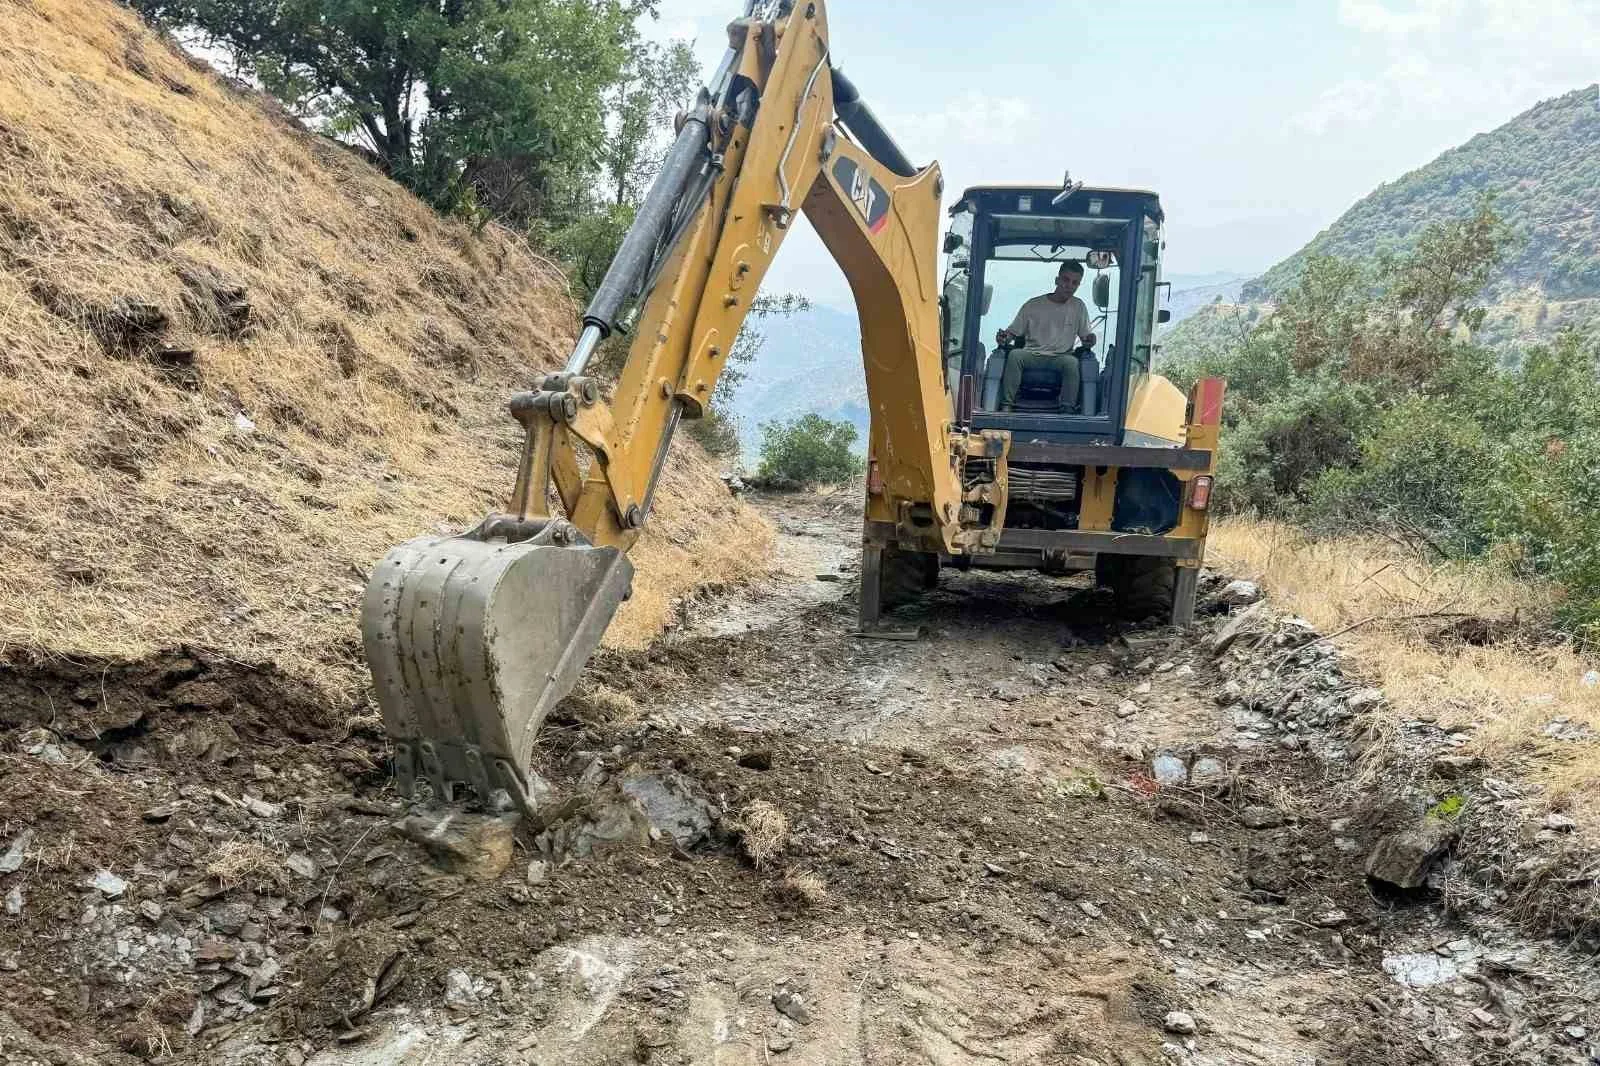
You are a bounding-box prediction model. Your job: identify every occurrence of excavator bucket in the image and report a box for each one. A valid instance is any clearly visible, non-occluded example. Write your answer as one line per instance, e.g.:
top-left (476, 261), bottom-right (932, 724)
top-left (360, 522), bottom-right (633, 812)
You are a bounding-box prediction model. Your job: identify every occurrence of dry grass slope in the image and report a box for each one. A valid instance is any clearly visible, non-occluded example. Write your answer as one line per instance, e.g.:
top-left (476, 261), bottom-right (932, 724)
top-left (0, 0), bottom-right (770, 701)
top-left (1210, 517), bottom-right (1600, 822)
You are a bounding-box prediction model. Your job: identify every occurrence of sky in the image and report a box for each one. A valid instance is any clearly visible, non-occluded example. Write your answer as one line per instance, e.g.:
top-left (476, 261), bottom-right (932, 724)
top-left (643, 0), bottom-right (1600, 309)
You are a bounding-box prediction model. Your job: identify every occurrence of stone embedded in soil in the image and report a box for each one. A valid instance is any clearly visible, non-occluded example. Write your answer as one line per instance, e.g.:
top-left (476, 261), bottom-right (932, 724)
top-left (89, 869), bottom-right (127, 898)
top-left (1238, 806), bottom-right (1284, 830)
top-left (526, 859), bottom-right (550, 885)
top-left (241, 794), bottom-right (283, 819)
top-left (1115, 701), bottom-right (1139, 719)
top-left (400, 810), bottom-right (519, 881)
top-left (1163, 1010), bottom-right (1198, 1035)
top-left (4, 885), bottom-right (21, 916)
top-left (139, 900), bottom-right (163, 922)
top-left (1542, 812), bottom-right (1577, 833)
top-left (772, 989), bottom-right (812, 1025)
top-left (1210, 602), bottom-right (1266, 656)
top-left (1366, 819), bottom-right (1458, 890)
top-left (1151, 755), bottom-right (1188, 787)
top-left (195, 940), bottom-right (237, 962)
top-left (443, 969), bottom-right (479, 1013)
top-left (0, 829), bottom-right (34, 874)
top-left (142, 803), bottom-right (182, 823)
top-left (1189, 757), bottom-right (1227, 791)
top-left (619, 769), bottom-right (717, 848)
top-left (1218, 579), bottom-right (1263, 607)
top-left (285, 852), bottom-right (318, 879)
top-left (1346, 687), bottom-right (1384, 713)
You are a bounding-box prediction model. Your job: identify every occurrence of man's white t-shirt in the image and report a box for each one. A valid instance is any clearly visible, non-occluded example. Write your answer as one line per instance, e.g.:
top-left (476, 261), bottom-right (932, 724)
top-left (1007, 294), bottom-right (1091, 355)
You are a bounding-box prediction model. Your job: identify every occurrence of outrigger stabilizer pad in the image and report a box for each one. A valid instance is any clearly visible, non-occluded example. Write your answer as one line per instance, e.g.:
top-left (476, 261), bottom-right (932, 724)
top-left (361, 516), bottom-right (632, 814)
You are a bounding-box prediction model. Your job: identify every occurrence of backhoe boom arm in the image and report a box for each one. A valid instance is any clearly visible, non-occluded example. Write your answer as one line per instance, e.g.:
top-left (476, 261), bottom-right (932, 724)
top-left (362, 0), bottom-right (997, 811)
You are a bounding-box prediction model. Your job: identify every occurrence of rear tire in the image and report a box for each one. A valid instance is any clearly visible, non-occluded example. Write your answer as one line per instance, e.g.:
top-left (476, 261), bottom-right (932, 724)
top-left (880, 547), bottom-right (939, 610)
top-left (1096, 554), bottom-right (1176, 620)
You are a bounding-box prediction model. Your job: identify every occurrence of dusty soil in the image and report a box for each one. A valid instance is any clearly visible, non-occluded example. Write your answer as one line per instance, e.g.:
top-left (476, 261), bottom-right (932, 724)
top-left (2, 492), bottom-right (1597, 1065)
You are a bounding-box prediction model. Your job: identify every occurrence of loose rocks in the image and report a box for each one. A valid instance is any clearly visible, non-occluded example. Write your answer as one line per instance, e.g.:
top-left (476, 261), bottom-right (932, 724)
top-left (401, 811), bottom-right (519, 881)
top-left (1366, 819), bottom-right (1458, 890)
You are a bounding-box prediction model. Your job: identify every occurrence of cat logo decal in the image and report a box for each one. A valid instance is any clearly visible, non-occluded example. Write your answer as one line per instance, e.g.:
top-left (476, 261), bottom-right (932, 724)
top-left (831, 155), bottom-right (889, 235)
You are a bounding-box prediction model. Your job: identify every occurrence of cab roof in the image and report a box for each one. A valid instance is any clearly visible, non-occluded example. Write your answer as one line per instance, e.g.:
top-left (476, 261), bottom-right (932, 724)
top-left (956, 184), bottom-right (1163, 222)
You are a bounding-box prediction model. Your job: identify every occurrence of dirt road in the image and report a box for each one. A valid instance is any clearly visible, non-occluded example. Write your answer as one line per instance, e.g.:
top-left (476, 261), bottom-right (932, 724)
top-left (1, 492), bottom-right (1595, 1065)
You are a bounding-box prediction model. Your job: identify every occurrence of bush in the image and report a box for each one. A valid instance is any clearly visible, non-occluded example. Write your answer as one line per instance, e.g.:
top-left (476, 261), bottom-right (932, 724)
top-left (757, 414), bottom-right (863, 486)
top-left (1212, 377), bottom-right (1374, 516)
top-left (1303, 397), bottom-right (1496, 554)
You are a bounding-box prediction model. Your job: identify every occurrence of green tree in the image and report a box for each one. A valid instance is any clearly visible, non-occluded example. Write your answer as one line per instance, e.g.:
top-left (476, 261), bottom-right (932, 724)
top-left (132, 0), bottom-right (647, 224)
top-left (757, 413), bottom-right (864, 486)
top-left (599, 38), bottom-right (699, 207)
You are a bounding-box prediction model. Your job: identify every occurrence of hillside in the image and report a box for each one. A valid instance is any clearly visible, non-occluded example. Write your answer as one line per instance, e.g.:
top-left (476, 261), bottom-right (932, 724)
top-left (1249, 85), bottom-right (1600, 302)
top-left (1162, 272), bottom-right (1249, 328)
top-left (0, 0), bottom-right (768, 700)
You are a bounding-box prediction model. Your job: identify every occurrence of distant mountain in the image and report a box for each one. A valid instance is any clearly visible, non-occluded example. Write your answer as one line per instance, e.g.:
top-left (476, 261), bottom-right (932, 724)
top-left (729, 303), bottom-right (868, 459)
top-left (1248, 85), bottom-right (1600, 302)
top-left (1163, 273), bottom-right (1249, 329)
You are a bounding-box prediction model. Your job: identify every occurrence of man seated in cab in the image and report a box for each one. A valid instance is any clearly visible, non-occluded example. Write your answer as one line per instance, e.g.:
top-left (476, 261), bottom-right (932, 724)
top-left (995, 260), bottom-right (1097, 411)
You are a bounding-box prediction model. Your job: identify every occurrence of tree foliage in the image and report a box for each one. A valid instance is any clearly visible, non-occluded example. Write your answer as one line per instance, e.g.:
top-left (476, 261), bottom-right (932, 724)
top-left (1164, 197), bottom-right (1600, 642)
top-left (599, 38), bottom-right (699, 207)
top-left (132, 0), bottom-right (649, 225)
top-left (757, 413), bottom-right (864, 486)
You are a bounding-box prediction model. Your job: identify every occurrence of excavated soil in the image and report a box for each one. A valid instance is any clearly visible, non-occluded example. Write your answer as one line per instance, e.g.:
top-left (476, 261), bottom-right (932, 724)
top-left (1, 493), bottom-right (1597, 1065)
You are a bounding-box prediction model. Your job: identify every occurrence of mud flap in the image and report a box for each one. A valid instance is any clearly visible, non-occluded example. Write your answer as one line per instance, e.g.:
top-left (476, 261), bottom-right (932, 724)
top-left (362, 525), bottom-right (632, 811)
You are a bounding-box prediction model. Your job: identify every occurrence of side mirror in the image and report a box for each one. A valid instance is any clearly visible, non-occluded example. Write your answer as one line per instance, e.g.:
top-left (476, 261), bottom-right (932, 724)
top-left (1092, 274), bottom-right (1110, 310)
top-left (1157, 309), bottom-right (1171, 324)
top-left (942, 231), bottom-right (965, 254)
top-left (981, 283), bottom-right (993, 316)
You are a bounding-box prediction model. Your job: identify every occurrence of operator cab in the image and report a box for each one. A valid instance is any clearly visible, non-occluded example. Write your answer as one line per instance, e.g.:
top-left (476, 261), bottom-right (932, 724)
top-left (941, 185), bottom-right (1167, 444)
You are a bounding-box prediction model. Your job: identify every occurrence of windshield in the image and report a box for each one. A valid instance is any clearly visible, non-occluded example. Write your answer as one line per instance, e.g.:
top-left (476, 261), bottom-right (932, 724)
top-left (969, 212), bottom-right (1130, 418)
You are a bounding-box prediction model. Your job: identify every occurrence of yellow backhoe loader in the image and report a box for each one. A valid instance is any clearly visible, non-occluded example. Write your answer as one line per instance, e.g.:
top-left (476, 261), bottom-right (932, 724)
top-left (361, 0), bottom-right (1226, 812)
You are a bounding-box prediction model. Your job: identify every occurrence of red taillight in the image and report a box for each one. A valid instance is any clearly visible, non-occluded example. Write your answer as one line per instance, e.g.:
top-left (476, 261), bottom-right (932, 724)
top-left (1189, 475), bottom-right (1213, 511)
top-left (867, 459), bottom-right (884, 495)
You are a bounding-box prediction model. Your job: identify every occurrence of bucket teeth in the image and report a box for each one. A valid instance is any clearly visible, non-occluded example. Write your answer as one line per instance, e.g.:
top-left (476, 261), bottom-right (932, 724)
top-left (362, 525), bottom-right (632, 811)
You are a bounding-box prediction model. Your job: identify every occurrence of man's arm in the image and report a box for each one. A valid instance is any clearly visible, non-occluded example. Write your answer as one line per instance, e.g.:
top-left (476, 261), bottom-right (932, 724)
top-left (1075, 298), bottom-right (1097, 348)
top-left (997, 299), bottom-right (1032, 346)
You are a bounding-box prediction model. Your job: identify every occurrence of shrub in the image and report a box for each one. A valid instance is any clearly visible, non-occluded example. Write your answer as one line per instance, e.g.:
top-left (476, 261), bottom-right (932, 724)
top-left (757, 414), bottom-right (863, 486)
top-left (1212, 377), bottom-right (1374, 516)
top-left (1304, 397), bottom-right (1496, 555)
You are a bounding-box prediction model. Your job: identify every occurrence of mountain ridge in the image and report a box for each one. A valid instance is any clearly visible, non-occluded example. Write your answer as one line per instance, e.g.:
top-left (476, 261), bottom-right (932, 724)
top-left (1248, 85), bottom-right (1600, 303)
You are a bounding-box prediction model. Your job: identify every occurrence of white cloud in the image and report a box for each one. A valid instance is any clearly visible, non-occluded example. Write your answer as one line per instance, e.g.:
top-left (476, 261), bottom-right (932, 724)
top-left (1336, 0), bottom-right (1455, 35)
top-left (1296, 0), bottom-right (1600, 134)
top-left (886, 93), bottom-right (1034, 161)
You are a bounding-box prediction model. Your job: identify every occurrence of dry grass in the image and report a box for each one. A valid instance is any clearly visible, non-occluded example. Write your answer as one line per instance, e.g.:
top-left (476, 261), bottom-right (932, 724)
top-left (733, 799), bottom-right (789, 869)
top-left (771, 867), bottom-right (829, 908)
top-left (1209, 517), bottom-right (1600, 824)
top-left (0, 0), bottom-right (770, 699)
top-left (203, 838), bottom-right (283, 889)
